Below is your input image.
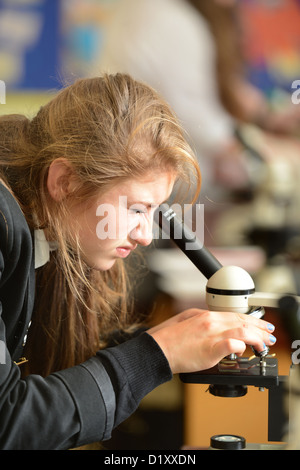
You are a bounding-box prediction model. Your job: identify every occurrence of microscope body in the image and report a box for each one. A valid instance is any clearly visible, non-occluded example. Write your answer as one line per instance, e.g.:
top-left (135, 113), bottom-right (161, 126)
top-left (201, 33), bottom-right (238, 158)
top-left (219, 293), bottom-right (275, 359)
top-left (157, 204), bottom-right (287, 441)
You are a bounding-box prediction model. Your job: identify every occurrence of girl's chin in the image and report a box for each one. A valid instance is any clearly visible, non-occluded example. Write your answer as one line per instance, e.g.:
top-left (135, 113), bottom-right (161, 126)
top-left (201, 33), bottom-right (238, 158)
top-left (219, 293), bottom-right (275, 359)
top-left (84, 255), bottom-right (117, 272)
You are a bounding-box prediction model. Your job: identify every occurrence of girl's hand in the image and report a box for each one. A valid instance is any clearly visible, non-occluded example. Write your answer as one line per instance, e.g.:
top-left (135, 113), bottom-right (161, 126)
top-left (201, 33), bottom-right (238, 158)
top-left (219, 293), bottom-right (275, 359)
top-left (147, 309), bottom-right (276, 374)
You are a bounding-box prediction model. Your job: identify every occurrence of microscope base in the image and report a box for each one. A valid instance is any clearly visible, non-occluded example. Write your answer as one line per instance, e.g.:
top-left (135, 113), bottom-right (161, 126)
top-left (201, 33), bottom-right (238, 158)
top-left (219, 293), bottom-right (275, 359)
top-left (180, 356), bottom-right (287, 442)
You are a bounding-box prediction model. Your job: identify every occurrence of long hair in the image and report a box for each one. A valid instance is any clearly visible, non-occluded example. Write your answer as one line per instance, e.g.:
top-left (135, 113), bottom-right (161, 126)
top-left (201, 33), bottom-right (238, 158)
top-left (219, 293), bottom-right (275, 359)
top-left (0, 74), bottom-right (200, 376)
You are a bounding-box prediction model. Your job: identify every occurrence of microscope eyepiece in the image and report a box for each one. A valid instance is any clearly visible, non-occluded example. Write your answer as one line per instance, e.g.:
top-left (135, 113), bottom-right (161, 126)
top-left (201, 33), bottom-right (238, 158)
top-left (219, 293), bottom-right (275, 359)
top-left (156, 204), bottom-right (222, 279)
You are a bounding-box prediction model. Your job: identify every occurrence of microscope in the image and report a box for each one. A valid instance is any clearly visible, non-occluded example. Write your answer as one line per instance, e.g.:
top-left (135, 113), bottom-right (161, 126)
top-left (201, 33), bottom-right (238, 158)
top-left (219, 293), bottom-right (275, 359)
top-left (157, 204), bottom-right (300, 449)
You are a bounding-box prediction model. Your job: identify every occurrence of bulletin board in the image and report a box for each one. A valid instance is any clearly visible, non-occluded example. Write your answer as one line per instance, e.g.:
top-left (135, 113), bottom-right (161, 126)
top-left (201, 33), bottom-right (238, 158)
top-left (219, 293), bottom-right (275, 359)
top-left (0, 0), bottom-right (119, 91)
top-left (0, 0), bottom-right (61, 90)
top-left (240, 0), bottom-right (300, 97)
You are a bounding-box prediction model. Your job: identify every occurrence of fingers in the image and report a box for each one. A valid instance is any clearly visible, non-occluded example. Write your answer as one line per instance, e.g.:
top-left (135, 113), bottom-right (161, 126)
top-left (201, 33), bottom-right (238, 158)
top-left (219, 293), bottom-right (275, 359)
top-left (212, 338), bottom-right (247, 361)
top-left (235, 312), bottom-right (275, 334)
top-left (219, 325), bottom-right (276, 355)
top-left (153, 308), bottom-right (276, 335)
top-left (230, 313), bottom-right (277, 353)
top-left (163, 310), bottom-right (277, 354)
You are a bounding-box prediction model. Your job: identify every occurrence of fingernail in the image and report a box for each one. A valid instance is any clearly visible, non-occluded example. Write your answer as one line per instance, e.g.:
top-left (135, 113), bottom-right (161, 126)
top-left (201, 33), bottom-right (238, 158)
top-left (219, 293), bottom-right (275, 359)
top-left (267, 323), bottom-right (275, 332)
top-left (269, 334), bottom-right (276, 343)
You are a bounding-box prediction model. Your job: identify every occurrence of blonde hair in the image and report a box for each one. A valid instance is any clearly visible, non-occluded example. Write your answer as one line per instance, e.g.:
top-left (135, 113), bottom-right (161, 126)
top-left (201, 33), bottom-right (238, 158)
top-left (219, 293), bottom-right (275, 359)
top-left (0, 74), bottom-right (200, 376)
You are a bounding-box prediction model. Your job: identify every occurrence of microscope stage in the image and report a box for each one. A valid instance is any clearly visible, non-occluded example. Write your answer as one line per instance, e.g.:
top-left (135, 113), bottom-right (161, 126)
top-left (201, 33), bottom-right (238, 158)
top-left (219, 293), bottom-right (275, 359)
top-left (180, 356), bottom-right (279, 389)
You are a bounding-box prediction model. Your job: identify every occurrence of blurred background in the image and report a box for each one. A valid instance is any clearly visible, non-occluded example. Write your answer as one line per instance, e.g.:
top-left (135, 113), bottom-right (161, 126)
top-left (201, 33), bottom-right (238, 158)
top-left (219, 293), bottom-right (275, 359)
top-left (1, 0), bottom-right (300, 450)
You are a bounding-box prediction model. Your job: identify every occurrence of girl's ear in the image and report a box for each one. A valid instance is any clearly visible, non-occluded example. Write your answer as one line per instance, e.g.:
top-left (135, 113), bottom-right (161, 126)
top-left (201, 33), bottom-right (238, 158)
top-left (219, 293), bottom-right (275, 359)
top-left (47, 158), bottom-right (77, 201)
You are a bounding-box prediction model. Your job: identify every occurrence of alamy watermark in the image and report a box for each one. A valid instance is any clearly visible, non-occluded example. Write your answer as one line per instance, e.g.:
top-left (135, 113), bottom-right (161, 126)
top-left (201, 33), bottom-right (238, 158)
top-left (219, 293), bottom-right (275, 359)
top-left (96, 200), bottom-right (204, 250)
top-left (0, 80), bottom-right (5, 104)
top-left (291, 340), bottom-right (300, 364)
top-left (291, 80), bottom-right (300, 104)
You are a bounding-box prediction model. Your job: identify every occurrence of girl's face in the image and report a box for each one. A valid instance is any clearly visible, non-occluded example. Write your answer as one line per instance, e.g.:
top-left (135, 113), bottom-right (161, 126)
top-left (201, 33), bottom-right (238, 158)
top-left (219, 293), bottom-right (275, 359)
top-left (70, 172), bottom-right (175, 271)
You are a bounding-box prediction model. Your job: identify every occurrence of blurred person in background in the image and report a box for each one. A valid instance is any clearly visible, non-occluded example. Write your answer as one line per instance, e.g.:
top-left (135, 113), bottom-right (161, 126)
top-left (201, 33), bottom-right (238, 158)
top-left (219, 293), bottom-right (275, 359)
top-left (96, 0), bottom-right (300, 199)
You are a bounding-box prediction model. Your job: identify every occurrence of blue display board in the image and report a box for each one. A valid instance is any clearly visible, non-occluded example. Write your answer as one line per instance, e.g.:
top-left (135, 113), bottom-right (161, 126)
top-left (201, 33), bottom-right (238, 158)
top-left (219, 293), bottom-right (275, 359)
top-left (0, 0), bottom-right (61, 90)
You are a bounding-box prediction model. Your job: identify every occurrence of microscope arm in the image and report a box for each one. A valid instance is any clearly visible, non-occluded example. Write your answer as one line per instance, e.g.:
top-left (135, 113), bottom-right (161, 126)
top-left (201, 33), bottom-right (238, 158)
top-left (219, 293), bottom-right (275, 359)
top-left (249, 292), bottom-right (300, 310)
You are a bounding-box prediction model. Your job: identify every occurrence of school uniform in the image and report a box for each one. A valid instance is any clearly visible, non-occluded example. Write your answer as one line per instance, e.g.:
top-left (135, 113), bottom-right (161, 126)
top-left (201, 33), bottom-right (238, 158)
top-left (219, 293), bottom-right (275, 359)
top-left (0, 183), bottom-right (172, 449)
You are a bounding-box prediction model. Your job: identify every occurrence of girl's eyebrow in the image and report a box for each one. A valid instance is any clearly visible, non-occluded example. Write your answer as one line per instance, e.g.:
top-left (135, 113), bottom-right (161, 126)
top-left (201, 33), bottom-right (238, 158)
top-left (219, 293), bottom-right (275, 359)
top-left (127, 200), bottom-right (157, 208)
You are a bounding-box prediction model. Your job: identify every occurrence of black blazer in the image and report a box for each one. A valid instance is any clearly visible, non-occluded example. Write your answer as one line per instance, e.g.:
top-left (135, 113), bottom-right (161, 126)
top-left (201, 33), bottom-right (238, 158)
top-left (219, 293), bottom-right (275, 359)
top-left (0, 183), bottom-right (171, 449)
top-left (0, 182), bottom-right (35, 362)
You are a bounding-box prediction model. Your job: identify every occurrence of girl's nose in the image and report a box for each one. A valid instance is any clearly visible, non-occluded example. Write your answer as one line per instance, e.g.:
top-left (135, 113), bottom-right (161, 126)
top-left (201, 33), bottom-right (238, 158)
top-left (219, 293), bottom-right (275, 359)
top-left (129, 217), bottom-right (153, 246)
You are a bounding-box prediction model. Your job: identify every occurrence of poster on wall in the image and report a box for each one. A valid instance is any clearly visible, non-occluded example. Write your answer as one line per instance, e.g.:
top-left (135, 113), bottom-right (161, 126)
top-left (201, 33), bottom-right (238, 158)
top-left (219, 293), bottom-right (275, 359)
top-left (0, 0), bottom-right (61, 90)
top-left (60, 0), bottom-right (118, 82)
top-left (240, 0), bottom-right (300, 98)
top-left (0, 0), bottom-right (119, 91)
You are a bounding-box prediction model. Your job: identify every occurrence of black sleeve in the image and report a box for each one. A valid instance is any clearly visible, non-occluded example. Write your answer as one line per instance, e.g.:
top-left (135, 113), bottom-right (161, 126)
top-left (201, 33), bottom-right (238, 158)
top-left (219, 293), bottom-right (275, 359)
top-left (0, 331), bottom-right (171, 449)
top-left (95, 332), bottom-right (172, 429)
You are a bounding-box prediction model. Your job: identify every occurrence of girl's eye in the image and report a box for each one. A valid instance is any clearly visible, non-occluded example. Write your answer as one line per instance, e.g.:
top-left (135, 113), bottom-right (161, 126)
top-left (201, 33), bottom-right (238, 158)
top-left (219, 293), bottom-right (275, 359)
top-left (131, 209), bottom-right (146, 215)
top-left (129, 205), bottom-right (147, 215)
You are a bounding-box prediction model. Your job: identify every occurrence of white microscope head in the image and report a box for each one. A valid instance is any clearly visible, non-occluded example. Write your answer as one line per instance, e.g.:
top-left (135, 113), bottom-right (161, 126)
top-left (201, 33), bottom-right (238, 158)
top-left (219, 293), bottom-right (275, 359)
top-left (206, 265), bottom-right (255, 313)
